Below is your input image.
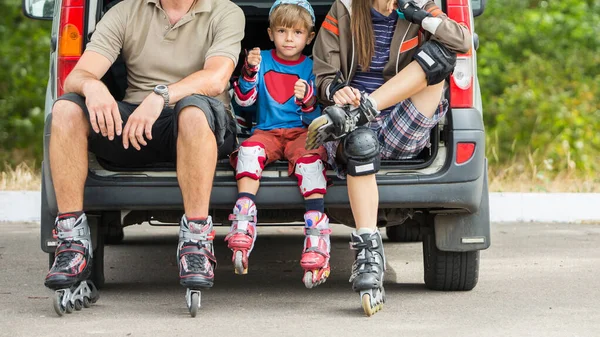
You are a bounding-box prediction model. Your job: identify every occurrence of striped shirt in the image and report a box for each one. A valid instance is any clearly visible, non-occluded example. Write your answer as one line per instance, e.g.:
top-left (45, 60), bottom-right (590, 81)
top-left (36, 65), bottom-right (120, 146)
top-left (350, 8), bottom-right (398, 103)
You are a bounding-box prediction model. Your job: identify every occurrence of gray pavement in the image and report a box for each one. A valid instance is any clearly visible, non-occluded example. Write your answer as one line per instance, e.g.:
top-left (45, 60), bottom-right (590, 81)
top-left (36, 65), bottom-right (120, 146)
top-left (0, 221), bottom-right (599, 337)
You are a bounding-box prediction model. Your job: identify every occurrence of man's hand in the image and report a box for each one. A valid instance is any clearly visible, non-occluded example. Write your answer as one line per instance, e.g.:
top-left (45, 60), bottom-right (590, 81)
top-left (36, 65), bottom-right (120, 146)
top-left (246, 48), bottom-right (261, 67)
top-left (122, 93), bottom-right (163, 150)
top-left (82, 80), bottom-right (122, 140)
top-left (333, 86), bottom-right (361, 107)
top-left (294, 79), bottom-right (309, 100)
top-left (397, 0), bottom-right (431, 25)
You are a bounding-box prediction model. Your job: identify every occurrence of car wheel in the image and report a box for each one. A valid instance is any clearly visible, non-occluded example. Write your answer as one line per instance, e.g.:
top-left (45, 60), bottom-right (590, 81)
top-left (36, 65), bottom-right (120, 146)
top-left (422, 232), bottom-right (479, 291)
top-left (386, 219), bottom-right (422, 242)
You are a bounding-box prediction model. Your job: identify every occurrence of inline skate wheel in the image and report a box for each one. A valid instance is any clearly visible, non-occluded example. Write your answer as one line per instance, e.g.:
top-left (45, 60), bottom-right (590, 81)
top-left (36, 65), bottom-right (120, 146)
top-left (303, 271), bottom-right (314, 289)
top-left (189, 292), bottom-right (199, 317)
top-left (53, 292), bottom-right (65, 317)
top-left (74, 299), bottom-right (83, 311)
top-left (361, 292), bottom-right (382, 317)
top-left (234, 251), bottom-right (247, 275)
top-left (83, 296), bottom-right (91, 308)
top-left (65, 301), bottom-right (74, 314)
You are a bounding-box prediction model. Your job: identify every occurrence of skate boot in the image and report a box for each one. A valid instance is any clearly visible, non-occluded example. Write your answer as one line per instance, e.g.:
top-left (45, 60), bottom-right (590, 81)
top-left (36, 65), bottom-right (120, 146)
top-left (306, 93), bottom-right (380, 150)
top-left (45, 213), bottom-right (99, 316)
top-left (349, 229), bottom-right (386, 317)
top-left (300, 211), bottom-right (332, 288)
top-left (224, 197), bottom-right (258, 275)
top-left (178, 215), bottom-right (217, 317)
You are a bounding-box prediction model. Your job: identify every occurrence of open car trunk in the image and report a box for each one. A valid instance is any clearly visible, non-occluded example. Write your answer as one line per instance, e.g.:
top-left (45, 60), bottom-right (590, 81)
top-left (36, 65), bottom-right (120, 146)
top-left (94, 0), bottom-right (449, 175)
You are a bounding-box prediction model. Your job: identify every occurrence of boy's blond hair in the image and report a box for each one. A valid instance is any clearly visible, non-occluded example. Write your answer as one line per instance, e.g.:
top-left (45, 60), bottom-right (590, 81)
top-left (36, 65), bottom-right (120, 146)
top-left (269, 4), bottom-right (314, 32)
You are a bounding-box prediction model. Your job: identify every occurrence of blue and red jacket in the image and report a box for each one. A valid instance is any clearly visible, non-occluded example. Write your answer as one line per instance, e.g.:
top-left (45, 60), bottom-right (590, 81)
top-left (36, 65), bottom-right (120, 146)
top-left (233, 49), bottom-right (320, 132)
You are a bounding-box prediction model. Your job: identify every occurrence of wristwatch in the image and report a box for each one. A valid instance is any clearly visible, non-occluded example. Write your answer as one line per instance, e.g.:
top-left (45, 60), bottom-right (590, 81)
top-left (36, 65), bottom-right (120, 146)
top-left (153, 84), bottom-right (170, 108)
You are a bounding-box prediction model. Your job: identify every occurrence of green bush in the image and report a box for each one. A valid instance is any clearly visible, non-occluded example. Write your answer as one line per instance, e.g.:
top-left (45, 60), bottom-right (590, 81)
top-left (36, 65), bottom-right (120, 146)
top-left (0, 0), bottom-right (50, 169)
top-left (0, 0), bottom-right (598, 178)
top-left (476, 0), bottom-right (600, 175)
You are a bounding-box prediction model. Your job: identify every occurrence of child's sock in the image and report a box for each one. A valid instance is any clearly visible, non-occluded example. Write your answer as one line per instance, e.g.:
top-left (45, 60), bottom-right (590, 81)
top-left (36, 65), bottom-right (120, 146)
top-left (357, 227), bottom-right (376, 235)
top-left (304, 198), bottom-right (325, 213)
top-left (237, 192), bottom-right (256, 202)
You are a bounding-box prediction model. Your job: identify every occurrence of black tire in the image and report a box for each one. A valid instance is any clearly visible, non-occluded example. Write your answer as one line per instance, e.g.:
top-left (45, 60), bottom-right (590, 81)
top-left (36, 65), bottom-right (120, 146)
top-left (48, 253), bottom-right (55, 270)
top-left (105, 226), bottom-right (124, 245)
top-left (386, 220), bottom-right (422, 242)
top-left (90, 219), bottom-right (106, 289)
top-left (422, 233), bottom-right (479, 291)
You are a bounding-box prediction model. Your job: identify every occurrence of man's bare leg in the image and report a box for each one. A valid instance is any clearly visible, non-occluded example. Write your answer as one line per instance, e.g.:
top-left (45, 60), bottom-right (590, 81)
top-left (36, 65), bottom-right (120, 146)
top-left (49, 100), bottom-right (89, 212)
top-left (176, 106), bottom-right (217, 218)
top-left (45, 100), bottom-right (95, 306)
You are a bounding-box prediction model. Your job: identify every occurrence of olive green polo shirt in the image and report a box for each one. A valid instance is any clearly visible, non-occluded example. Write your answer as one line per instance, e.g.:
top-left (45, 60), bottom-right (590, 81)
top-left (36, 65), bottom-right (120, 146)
top-left (86, 0), bottom-right (245, 105)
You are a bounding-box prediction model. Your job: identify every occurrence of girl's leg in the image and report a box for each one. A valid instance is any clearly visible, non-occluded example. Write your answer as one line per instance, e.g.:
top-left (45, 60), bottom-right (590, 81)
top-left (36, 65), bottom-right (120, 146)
top-left (347, 173), bottom-right (386, 316)
top-left (347, 174), bottom-right (379, 230)
top-left (370, 61), bottom-right (428, 111)
top-left (370, 61), bottom-right (445, 117)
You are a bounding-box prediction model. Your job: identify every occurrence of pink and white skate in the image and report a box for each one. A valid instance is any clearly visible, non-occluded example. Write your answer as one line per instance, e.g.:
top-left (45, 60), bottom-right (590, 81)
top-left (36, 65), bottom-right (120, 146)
top-left (224, 198), bottom-right (258, 275)
top-left (300, 211), bottom-right (331, 288)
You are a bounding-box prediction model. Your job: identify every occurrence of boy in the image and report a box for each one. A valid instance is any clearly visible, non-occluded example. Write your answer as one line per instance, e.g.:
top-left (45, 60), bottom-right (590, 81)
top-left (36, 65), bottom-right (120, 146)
top-left (225, 0), bottom-right (331, 289)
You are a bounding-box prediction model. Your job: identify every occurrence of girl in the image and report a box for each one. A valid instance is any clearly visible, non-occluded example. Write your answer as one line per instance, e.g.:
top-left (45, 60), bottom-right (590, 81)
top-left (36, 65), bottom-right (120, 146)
top-left (307, 0), bottom-right (471, 316)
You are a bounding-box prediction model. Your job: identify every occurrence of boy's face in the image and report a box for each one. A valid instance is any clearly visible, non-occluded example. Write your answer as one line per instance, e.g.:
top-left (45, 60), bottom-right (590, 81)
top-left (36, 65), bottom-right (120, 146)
top-left (268, 24), bottom-right (315, 61)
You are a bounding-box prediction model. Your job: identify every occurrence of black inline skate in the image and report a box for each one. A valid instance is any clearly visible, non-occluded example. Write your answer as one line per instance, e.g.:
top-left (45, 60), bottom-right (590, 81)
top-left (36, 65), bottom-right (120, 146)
top-left (45, 213), bottom-right (99, 316)
top-left (178, 215), bottom-right (217, 317)
top-left (349, 229), bottom-right (386, 317)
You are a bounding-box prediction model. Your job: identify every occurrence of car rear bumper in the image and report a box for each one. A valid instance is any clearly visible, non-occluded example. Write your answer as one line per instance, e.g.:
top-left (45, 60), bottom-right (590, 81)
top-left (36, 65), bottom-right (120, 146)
top-left (42, 108), bottom-right (485, 214)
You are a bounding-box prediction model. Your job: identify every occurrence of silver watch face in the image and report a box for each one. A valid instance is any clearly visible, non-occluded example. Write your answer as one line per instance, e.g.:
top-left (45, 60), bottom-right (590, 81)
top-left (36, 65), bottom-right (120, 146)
top-left (154, 84), bottom-right (168, 94)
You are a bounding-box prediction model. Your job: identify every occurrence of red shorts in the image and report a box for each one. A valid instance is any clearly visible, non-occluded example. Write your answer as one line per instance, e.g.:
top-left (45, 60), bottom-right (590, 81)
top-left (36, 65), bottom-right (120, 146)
top-left (230, 127), bottom-right (327, 176)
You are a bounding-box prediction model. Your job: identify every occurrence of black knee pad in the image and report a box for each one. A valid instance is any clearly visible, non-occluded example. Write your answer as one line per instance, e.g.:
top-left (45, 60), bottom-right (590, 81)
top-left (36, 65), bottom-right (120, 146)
top-left (413, 40), bottom-right (457, 85)
top-left (340, 127), bottom-right (380, 176)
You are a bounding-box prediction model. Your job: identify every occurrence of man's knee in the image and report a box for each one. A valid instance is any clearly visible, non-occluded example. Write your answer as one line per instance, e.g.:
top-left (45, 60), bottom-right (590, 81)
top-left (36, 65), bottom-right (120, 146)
top-left (339, 127), bottom-right (380, 176)
top-left (51, 100), bottom-right (87, 130)
top-left (178, 106), bottom-right (212, 135)
top-left (413, 40), bottom-right (457, 85)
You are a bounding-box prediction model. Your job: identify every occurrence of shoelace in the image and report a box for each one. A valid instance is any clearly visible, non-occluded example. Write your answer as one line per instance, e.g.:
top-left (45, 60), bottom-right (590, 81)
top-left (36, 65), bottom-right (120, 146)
top-left (184, 243), bottom-right (208, 273)
top-left (54, 241), bottom-right (80, 270)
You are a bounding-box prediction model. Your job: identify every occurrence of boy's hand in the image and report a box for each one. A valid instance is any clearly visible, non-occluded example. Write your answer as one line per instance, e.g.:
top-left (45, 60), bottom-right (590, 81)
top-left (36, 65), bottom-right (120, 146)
top-left (246, 48), bottom-right (261, 67)
top-left (294, 79), bottom-right (309, 100)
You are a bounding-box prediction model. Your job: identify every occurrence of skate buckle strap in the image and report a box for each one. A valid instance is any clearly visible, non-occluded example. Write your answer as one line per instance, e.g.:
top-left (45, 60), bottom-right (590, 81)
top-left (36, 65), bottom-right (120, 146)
top-left (55, 226), bottom-right (90, 241)
top-left (181, 245), bottom-right (217, 263)
top-left (304, 228), bottom-right (332, 236)
top-left (350, 238), bottom-right (379, 250)
top-left (180, 229), bottom-right (216, 243)
top-left (56, 242), bottom-right (87, 254)
top-left (304, 246), bottom-right (330, 257)
top-left (228, 213), bottom-right (257, 222)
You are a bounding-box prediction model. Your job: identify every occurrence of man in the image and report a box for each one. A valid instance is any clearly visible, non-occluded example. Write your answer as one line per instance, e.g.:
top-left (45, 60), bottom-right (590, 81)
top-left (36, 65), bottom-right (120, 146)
top-left (44, 0), bottom-right (245, 311)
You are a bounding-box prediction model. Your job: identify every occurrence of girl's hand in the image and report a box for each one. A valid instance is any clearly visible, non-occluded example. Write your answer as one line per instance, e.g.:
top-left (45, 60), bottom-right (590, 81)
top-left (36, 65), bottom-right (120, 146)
top-left (333, 86), bottom-right (361, 107)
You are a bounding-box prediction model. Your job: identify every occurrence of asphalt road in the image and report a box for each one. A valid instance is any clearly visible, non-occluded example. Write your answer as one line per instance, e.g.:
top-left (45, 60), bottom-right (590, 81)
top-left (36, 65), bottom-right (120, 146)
top-left (0, 221), bottom-right (599, 337)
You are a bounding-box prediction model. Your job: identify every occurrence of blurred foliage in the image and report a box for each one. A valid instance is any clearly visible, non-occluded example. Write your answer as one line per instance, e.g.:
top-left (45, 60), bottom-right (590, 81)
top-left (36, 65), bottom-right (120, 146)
top-left (0, 0), bottom-right (50, 168)
top-left (0, 0), bottom-right (598, 179)
top-left (476, 0), bottom-right (600, 177)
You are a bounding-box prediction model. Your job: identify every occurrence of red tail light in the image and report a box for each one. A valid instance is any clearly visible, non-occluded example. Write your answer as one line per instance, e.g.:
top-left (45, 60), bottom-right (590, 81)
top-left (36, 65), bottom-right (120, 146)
top-left (456, 142), bottom-right (475, 164)
top-left (447, 0), bottom-right (474, 108)
top-left (57, 0), bottom-right (85, 96)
